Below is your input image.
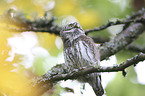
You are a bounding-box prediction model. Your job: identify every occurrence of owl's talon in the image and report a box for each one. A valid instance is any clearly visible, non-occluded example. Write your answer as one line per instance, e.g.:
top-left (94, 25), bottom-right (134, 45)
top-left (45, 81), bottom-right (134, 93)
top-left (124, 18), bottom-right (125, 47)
top-left (79, 67), bottom-right (83, 70)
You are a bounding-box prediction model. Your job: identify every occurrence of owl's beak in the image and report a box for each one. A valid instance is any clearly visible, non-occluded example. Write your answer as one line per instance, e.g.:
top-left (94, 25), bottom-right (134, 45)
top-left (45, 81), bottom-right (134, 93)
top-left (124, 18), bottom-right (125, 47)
top-left (74, 23), bottom-right (80, 28)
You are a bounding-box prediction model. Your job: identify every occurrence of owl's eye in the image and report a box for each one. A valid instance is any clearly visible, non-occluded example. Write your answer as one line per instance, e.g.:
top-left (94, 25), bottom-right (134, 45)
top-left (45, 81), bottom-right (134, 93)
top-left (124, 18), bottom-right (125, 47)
top-left (68, 24), bottom-right (74, 28)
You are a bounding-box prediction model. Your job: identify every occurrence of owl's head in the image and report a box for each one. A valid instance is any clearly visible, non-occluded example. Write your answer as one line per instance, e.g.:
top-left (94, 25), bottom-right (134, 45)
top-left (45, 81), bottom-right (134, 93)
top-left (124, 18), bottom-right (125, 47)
top-left (60, 22), bottom-right (85, 40)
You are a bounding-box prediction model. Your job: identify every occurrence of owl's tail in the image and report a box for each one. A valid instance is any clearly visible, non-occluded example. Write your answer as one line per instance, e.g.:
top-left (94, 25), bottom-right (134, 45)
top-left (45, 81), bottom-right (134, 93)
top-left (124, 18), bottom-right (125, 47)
top-left (78, 73), bottom-right (104, 96)
top-left (88, 73), bottom-right (104, 96)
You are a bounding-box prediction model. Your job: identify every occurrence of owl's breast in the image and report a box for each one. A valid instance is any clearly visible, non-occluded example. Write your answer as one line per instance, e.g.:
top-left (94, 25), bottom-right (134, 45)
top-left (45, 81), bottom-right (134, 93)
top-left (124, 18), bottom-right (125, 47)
top-left (74, 41), bottom-right (97, 67)
top-left (64, 39), bottom-right (98, 69)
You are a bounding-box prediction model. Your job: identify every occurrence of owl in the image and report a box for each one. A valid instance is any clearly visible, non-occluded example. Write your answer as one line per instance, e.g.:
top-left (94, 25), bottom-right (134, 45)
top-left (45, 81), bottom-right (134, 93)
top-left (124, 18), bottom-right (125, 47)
top-left (60, 22), bottom-right (104, 96)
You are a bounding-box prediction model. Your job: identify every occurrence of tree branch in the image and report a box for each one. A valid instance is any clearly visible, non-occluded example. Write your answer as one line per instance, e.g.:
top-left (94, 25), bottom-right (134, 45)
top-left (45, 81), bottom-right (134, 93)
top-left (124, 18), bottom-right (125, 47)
top-left (41, 53), bottom-right (145, 82)
top-left (33, 53), bottom-right (145, 95)
top-left (0, 9), bottom-right (61, 35)
top-left (127, 44), bottom-right (145, 53)
top-left (1, 8), bottom-right (145, 35)
top-left (126, 8), bottom-right (145, 20)
top-left (91, 36), bottom-right (110, 43)
top-left (85, 8), bottom-right (145, 34)
top-left (3, 26), bottom-right (61, 35)
top-left (99, 12), bottom-right (145, 60)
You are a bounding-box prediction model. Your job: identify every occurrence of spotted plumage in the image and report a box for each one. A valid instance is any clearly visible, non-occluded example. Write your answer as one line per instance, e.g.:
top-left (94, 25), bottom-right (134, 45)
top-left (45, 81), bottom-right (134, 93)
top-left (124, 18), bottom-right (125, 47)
top-left (60, 22), bottom-right (104, 96)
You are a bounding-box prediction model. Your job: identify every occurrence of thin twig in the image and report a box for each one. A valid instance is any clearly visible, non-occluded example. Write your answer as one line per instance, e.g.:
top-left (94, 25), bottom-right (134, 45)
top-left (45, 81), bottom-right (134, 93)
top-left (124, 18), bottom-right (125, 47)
top-left (85, 8), bottom-right (145, 34)
top-left (3, 26), bottom-right (61, 35)
top-left (85, 17), bottom-right (145, 34)
top-left (126, 8), bottom-right (145, 20)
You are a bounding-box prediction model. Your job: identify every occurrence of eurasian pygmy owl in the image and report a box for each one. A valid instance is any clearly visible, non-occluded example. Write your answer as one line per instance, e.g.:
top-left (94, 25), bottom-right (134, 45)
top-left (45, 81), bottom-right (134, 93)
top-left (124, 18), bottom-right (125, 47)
top-left (60, 22), bottom-right (104, 96)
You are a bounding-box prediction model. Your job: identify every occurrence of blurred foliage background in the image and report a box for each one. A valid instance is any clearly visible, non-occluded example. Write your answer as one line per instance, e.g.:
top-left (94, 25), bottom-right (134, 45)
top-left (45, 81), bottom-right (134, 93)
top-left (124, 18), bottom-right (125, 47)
top-left (0, 0), bottom-right (145, 96)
